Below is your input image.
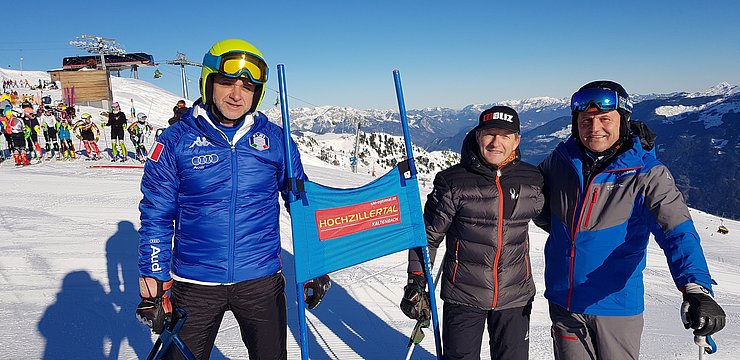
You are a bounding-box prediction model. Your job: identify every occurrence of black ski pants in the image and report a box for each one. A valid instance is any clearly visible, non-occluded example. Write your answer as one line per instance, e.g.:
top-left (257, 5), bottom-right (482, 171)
top-left (4, 133), bottom-right (14, 151)
top-left (168, 273), bottom-right (287, 360)
top-left (442, 300), bottom-right (532, 360)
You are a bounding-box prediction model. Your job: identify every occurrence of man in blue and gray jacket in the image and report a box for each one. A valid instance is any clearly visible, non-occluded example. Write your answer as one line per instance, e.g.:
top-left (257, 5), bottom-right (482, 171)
top-left (136, 38), bottom-right (328, 359)
top-left (535, 80), bottom-right (726, 359)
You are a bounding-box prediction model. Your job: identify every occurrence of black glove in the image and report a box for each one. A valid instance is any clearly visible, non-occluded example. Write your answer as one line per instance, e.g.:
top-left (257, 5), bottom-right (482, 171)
top-left (400, 273), bottom-right (431, 321)
top-left (304, 275), bottom-right (331, 310)
top-left (136, 277), bottom-right (173, 334)
top-left (681, 283), bottom-right (726, 336)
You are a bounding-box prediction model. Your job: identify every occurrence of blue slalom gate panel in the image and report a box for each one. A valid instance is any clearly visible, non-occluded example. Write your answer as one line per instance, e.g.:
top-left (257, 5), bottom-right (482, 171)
top-left (289, 164), bottom-right (427, 283)
top-left (278, 64), bottom-right (442, 360)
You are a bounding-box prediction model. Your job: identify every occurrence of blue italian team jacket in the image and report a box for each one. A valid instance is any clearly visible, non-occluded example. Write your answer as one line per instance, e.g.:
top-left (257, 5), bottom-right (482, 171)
top-left (138, 101), bottom-right (306, 284)
top-left (537, 136), bottom-right (714, 316)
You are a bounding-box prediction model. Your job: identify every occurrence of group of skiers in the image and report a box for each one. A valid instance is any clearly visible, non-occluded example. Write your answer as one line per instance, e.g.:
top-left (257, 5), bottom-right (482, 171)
top-left (0, 101), bottom-right (68, 166)
top-left (0, 99), bottom-right (171, 166)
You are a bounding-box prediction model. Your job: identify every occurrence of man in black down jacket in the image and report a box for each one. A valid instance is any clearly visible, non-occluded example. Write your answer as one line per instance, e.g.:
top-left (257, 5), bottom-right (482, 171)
top-left (403, 105), bottom-right (544, 360)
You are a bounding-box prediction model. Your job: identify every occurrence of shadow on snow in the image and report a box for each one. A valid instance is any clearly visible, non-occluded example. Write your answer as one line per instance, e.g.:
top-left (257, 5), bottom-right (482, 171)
top-left (37, 221), bottom-right (432, 359)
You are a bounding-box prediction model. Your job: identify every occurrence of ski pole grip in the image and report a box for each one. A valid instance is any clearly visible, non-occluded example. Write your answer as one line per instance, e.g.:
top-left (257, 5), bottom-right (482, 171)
top-left (694, 334), bottom-right (717, 355)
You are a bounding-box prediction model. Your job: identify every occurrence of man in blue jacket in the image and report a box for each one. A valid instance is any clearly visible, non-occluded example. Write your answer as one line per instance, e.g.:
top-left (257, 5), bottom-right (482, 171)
top-left (135, 39), bottom-right (328, 359)
top-left (535, 80), bottom-right (726, 359)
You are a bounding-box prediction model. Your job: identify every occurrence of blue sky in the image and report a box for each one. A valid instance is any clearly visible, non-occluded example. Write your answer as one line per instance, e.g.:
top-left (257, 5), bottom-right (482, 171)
top-left (4, 0), bottom-right (740, 111)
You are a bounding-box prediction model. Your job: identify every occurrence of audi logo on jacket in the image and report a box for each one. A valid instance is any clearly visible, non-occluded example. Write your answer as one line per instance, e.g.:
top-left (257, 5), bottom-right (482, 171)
top-left (408, 130), bottom-right (544, 311)
top-left (138, 100), bottom-right (307, 284)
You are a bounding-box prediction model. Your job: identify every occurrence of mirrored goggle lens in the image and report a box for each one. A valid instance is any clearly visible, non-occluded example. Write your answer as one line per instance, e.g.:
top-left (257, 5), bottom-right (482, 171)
top-left (205, 52), bottom-right (268, 84)
top-left (571, 88), bottom-right (621, 112)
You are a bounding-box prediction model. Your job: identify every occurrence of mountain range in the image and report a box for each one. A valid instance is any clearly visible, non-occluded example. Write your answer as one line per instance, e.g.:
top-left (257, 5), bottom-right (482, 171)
top-left (2, 68), bottom-right (735, 219)
top-left (264, 83), bottom-right (740, 219)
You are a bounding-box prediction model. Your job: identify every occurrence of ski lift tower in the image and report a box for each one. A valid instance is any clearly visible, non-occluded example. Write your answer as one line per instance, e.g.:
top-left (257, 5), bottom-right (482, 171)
top-left (69, 34), bottom-right (126, 107)
top-left (165, 52), bottom-right (202, 100)
top-left (351, 118), bottom-right (370, 173)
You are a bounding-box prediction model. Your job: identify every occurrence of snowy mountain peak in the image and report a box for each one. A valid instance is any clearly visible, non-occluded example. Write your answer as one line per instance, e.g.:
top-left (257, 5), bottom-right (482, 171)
top-left (497, 96), bottom-right (569, 112)
top-left (688, 82), bottom-right (736, 98)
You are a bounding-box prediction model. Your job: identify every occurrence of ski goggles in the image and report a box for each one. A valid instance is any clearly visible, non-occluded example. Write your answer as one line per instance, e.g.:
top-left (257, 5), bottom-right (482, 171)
top-left (570, 88), bottom-right (633, 113)
top-left (202, 51), bottom-right (268, 84)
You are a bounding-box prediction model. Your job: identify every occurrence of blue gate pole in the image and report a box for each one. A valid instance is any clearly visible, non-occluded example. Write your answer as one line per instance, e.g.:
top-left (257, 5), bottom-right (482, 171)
top-left (392, 70), bottom-right (418, 177)
top-left (393, 69), bottom-right (442, 359)
top-left (278, 64), bottom-right (297, 202)
top-left (277, 64), bottom-right (310, 360)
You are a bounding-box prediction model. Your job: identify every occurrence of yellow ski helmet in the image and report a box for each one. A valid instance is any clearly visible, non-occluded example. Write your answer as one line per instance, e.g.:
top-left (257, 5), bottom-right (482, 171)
top-left (200, 39), bottom-right (269, 114)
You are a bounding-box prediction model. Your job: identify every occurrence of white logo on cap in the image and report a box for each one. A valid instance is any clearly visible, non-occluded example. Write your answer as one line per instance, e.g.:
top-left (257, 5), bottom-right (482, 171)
top-left (492, 112), bottom-right (514, 122)
top-left (482, 111), bottom-right (514, 123)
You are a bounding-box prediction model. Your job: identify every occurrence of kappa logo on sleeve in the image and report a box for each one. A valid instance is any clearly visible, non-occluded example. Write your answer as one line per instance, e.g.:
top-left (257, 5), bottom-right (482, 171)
top-left (149, 142), bottom-right (165, 162)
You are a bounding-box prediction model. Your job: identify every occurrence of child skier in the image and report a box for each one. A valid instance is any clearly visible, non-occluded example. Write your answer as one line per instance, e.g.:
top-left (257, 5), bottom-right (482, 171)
top-left (0, 115), bottom-right (5, 162)
top-left (39, 107), bottom-right (60, 160)
top-left (106, 102), bottom-right (128, 161)
top-left (22, 112), bottom-right (43, 159)
top-left (57, 118), bottom-right (76, 160)
top-left (8, 110), bottom-right (30, 166)
top-left (1, 109), bottom-right (13, 159)
top-left (127, 112), bottom-right (154, 163)
top-left (73, 113), bottom-right (101, 160)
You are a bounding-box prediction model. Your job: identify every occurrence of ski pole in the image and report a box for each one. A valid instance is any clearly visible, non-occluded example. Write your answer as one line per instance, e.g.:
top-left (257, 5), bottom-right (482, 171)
top-left (695, 335), bottom-right (717, 359)
top-left (100, 122), bottom-right (109, 159)
top-left (405, 319), bottom-right (430, 360)
top-left (405, 266), bottom-right (443, 360)
top-left (147, 308), bottom-right (196, 360)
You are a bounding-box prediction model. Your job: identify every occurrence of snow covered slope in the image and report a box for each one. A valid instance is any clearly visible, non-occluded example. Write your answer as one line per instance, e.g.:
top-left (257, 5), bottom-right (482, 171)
top-left (2, 68), bottom-right (737, 359)
top-left (0, 158), bottom-right (738, 359)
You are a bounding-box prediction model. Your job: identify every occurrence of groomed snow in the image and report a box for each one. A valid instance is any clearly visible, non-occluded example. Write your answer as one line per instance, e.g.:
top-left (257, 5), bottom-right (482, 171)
top-left (0, 157), bottom-right (738, 359)
top-left (1, 67), bottom-right (737, 359)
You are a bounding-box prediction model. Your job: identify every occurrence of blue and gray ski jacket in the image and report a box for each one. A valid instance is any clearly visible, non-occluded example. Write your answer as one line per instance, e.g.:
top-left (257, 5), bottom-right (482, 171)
top-left (138, 101), bottom-right (306, 284)
top-left (536, 136), bottom-right (714, 316)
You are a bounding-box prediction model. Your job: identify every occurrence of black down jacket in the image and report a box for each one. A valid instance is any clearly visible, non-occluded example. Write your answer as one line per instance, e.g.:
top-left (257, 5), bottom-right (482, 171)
top-left (409, 130), bottom-right (544, 311)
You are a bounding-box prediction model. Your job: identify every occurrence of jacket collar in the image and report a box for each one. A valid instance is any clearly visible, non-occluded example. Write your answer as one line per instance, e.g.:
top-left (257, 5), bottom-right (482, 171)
top-left (561, 135), bottom-right (647, 171)
top-left (460, 129), bottom-right (520, 178)
top-left (181, 99), bottom-right (265, 146)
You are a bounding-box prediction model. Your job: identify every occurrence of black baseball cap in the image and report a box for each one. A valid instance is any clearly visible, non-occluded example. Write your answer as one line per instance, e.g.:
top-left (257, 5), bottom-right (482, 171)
top-left (475, 105), bottom-right (520, 133)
